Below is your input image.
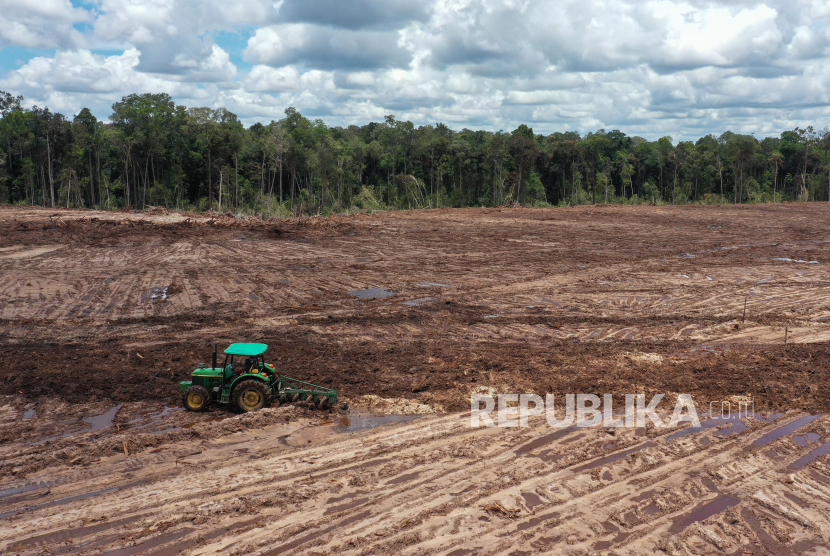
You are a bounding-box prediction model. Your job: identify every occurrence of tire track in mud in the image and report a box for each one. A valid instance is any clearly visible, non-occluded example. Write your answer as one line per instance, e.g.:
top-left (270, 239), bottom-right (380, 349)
top-left (3, 411), bottom-right (830, 555)
top-left (4, 205), bottom-right (830, 552)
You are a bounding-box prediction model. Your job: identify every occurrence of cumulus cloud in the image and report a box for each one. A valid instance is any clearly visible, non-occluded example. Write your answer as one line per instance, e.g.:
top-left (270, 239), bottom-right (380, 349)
top-left (0, 0), bottom-right (89, 49)
top-left (0, 0), bottom-right (829, 139)
top-left (245, 24), bottom-right (411, 70)
top-left (276, 0), bottom-right (430, 30)
top-left (91, 0), bottom-right (263, 78)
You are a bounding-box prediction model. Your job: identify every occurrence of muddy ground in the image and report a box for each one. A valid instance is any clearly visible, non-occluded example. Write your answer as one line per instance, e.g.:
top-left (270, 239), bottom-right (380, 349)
top-left (2, 203), bottom-right (830, 555)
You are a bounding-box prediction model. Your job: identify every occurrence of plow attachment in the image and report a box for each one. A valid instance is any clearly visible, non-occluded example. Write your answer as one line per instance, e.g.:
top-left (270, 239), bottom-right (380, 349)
top-left (275, 375), bottom-right (348, 412)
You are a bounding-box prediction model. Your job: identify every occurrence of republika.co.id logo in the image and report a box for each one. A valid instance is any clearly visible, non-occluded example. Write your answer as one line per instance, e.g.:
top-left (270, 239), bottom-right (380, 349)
top-left (470, 393), bottom-right (718, 428)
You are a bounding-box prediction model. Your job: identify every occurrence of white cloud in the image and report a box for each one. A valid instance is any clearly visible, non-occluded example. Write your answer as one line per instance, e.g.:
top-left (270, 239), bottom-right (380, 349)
top-left (0, 0), bottom-right (829, 139)
top-left (91, 0), bottom-right (264, 78)
top-left (245, 24), bottom-right (411, 70)
top-left (0, 0), bottom-right (90, 49)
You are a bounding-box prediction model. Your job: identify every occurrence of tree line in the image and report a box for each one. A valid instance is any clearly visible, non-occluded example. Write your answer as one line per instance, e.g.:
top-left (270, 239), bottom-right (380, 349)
top-left (1, 90), bottom-right (829, 215)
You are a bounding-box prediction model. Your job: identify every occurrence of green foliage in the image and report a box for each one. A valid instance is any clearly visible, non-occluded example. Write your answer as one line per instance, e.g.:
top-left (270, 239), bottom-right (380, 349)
top-left (2, 88), bottom-right (830, 213)
top-left (351, 185), bottom-right (385, 212)
top-left (525, 172), bottom-right (547, 205)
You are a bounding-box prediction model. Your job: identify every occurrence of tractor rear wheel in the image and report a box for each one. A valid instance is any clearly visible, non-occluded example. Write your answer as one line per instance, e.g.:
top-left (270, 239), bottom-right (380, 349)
top-left (233, 380), bottom-right (270, 413)
top-left (183, 385), bottom-right (210, 412)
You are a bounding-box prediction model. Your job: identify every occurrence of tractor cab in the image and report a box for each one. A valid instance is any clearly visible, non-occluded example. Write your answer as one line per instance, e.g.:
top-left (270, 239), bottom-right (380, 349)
top-left (180, 342), bottom-right (343, 414)
top-left (221, 343), bottom-right (275, 381)
top-left (181, 343), bottom-right (277, 412)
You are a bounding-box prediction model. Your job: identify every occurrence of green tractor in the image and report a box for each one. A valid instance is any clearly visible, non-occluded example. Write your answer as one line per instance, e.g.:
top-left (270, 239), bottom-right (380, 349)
top-left (179, 343), bottom-right (342, 413)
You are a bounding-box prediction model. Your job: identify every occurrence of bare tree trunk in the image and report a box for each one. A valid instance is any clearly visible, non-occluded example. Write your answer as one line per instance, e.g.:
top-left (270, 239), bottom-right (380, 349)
top-left (124, 157), bottom-right (130, 207)
top-left (260, 153), bottom-right (265, 195)
top-left (773, 165), bottom-right (777, 203)
top-left (88, 150), bottom-right (94, 207)
top-left (218, 167), bottom-right (223, 212)
top-left (46, 131), bottom-right (55, 208)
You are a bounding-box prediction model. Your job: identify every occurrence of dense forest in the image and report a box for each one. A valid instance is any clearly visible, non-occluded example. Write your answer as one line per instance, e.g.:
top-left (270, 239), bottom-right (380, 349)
top-left (1, 90), bottom-right (829, 215)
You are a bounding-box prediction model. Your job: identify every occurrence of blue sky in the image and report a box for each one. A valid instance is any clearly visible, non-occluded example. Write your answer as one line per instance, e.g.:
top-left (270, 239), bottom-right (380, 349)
top-left (1, 0), bottom-right (829, 140)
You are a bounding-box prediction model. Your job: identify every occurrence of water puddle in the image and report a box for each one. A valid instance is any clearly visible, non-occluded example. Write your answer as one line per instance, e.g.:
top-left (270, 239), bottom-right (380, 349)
top-left (521, 492), bottom-right (543, 509)
top-left (349, 288), bottom-right (396, 299)
top-left (152, 519), bottom-right (258, 556)
top-left (668, 412), bottom-right (754, 441)
top-left (30, 405), bottom-right (124, 445)
top-left (594, 531), bottom-right (633, 550)
top-left (102, 528), bottom-right (193, 556)
top-left (85, 404), bottom-right (123, 431)
top-left (334, 414), bottom-right (418, 433)
top-left (515, 426), bottom-right (577, 454)
top-left (515, 511), bottom-right (559, 532)
top-left (572, 441), bottom-right (657, 472)
top-left (417, 282), bottom-right (450, 288)
top-left (739, 507), bottom-right (781, 552)
top-left (0, 480), bottom-right (146, 519)
top-left (643, 504), bottom-right (660, 515)
top-left (23, 407), bottom-right (36, 419)
top-left (631, 489), bottom-right (656, 503)
top-left (324, 497), bottom-right (369, 514)
top-left (752, 414), bottom-right (820, 446)
top-left (670, 494), bottom-right (740, 532)
top-left (9, 514), bottom-right (144, 552)
top-left (788, 442), bottom-right (830, 470)
top-left (326, 491), bottom-right (367, 504)
top-left (700, 476), bottom-right (719, 492)
top-left (783, 492), bottom-right (808, 507)
top-left (810, 469), bottom-right (830, 486)
top-left (793, 433), bottom-right (821, 447)
top-left (402, 297), bottom-right (433, 306)
top-left (0, 481), bottom-right (55, 499)
top-left (536, 449), bottom-right (566, 463)
top-left (716, 418), bottom-right (748, 436)
top-left (386, 472), bottom-right (420, 486)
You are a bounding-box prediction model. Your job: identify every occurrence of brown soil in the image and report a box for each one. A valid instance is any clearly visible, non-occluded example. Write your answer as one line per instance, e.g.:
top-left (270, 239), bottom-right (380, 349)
top-left (1, 204), bottom-right (830, 412)
top-left (3, 203), bottom-right (830, 555)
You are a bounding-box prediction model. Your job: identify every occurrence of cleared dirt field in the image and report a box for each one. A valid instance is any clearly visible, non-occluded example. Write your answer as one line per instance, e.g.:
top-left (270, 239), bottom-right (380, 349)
top-left (2, 203), bottom-right (830, 555)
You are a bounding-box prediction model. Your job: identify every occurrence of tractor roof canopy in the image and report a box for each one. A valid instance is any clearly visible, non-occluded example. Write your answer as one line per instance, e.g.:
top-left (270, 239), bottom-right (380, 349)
top-left (224, 343), bottom-right (268, 357)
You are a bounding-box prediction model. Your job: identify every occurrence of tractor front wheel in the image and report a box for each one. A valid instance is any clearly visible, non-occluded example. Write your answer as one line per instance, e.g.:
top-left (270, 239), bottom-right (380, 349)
top-left (183, 385), bottom-right (211, 412)
top-left (233, 380), bottom-right (270, 413)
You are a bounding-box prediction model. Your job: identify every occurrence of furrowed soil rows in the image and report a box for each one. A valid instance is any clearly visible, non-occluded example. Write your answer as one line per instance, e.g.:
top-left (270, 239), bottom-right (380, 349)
top-left (2, 203), bottom-right (830, 554)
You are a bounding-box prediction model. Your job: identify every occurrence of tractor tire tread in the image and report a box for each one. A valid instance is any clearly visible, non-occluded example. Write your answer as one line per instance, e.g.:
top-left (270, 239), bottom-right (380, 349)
top-left (183, 385), bottom-right (211, 412)
top-left (232, 379), bottom-right (271, 413)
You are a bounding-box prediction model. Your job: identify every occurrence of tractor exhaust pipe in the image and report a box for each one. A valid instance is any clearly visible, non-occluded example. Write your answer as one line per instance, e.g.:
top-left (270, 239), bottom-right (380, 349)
top-left (212, 343), bottom-right (218, 370)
